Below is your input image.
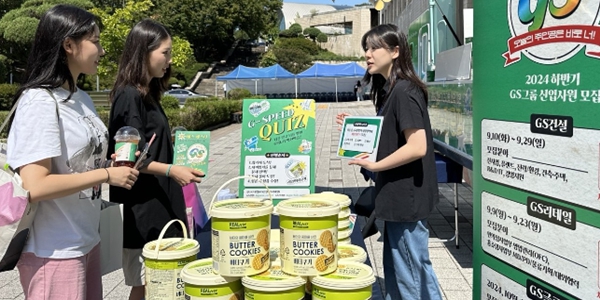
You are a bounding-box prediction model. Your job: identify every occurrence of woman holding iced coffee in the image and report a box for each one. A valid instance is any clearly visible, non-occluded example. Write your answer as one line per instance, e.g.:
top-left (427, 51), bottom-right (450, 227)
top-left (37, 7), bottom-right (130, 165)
top-left (107, 19), bottom-right (204, 300)
top-left (6, 5), bottom-right (139, 299)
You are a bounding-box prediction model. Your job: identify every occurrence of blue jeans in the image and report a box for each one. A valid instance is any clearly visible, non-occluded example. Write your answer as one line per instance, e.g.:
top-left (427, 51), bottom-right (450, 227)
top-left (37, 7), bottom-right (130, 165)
top-left (383, 219), bottom-right (442, 300)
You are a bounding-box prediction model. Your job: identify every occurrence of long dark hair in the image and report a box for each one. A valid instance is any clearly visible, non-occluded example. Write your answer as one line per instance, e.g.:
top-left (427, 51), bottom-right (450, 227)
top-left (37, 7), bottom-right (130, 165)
top-left (361, 24), bottom-right (428, 112)
top-left (12, 5), bottom-right (99, 104)
top-left (110, 19), bottom-right (171, 104)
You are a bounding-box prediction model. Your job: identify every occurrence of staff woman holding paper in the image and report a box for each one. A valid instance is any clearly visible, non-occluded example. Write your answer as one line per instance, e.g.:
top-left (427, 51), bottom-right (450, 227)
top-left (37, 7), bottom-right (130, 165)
top-left (107, 19), bottom-right (204, 300)
top-left (336, 24), bottom-right (441, 300)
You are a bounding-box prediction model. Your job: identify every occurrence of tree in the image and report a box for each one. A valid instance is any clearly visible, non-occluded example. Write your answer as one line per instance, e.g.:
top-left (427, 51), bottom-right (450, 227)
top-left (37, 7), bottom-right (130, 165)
top-left (259, 50), bottom-right (277, 67)
top-left (288, 23), bottom-right (302, 36)
top-left (91, 0), bottom-right (194, 80)
top-left (316, 33), bottom-right (328, 43)
top-left (0, 0), bottom-right (94, 45)
top-left (150, 0), bottom-right (282, 60)
top-left (273, 48), bottom-right (311, 74)
top-left (0, 0), bottom-right (23, 18)
top-left (90, 0), bottom-right (152, 78)
top-left (303, 27), bottom-right (321, 42)
top-left (277, 38), bottom-right (319, 55)
top-left (0, 0), bottom-right (94, 81)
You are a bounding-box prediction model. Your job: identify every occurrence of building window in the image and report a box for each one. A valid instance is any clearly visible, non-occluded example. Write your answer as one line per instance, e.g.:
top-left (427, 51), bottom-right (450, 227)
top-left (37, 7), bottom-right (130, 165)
top-left (315, 21), bottom-right (352, 35)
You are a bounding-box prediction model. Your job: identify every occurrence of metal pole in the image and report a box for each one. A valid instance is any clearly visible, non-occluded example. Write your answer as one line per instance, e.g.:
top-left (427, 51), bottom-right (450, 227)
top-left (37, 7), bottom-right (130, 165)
top-left (96, 75), bottom-right (100, 91)
top-left (335, 78), bottom-right (338, 103)
top-left (429, 0), bottom-right (436, 68)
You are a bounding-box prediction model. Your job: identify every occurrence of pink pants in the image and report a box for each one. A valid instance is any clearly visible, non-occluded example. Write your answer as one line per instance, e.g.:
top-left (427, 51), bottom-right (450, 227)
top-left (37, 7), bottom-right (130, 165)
top-left (17, 243), bottom-right (102, 300)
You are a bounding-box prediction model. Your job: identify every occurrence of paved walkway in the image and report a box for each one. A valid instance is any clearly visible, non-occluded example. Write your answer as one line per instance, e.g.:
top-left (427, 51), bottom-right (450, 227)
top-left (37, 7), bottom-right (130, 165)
top-left (0, 101), bottom-right (474, 299)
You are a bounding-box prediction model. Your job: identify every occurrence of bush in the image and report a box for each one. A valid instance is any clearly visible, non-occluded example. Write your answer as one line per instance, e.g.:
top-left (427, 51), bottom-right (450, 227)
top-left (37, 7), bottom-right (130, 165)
top-left (0, 99), bottom-right (243, 138)
top-left (274, 48), bottom-right (312, 73)
top-left (97, 109), bottom-right (110, 128)
top-left (165, 100), bottom-right (243, 130)
top-left (303, 27), bottom-right (321, 41)
top-left (0, 83), bottom-right (19, 110)
top-left (228, 88), bottom-right (253, 100)
top-left (0, 110), bottom-right (9, 138)
top-left (259, 50), bottom-right (278, 67)
top-left (289, 23), bottom-right (303, 36)
top-left (316, 33), bottom-right (328, 43)
top-left (184, 96), bottom-right (222, 106)
top-left (278, 29), bottom-right (299, 38)
top-left (162, 95), bottom-right (180, 110)
top-left (276, 38), bottom-right (319, 56)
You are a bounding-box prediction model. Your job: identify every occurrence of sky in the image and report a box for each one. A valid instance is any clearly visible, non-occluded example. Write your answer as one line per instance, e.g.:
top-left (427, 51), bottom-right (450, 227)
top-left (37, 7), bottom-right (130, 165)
top-left (283, 0), bottom-right (369, 6)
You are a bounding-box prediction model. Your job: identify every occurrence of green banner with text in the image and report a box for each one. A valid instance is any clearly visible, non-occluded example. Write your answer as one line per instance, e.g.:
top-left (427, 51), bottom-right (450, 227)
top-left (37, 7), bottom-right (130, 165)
top-left (239, 99), bottom-right (316, 204)
top-left (473, 1), bottom-right (600, 299)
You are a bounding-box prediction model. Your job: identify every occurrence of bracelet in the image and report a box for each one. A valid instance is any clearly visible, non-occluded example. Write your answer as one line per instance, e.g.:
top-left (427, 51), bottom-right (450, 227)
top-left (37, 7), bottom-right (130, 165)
top-left (104, 168), bottom-right (110, 183)
top-left (166, 164), bottom-right (173, 177)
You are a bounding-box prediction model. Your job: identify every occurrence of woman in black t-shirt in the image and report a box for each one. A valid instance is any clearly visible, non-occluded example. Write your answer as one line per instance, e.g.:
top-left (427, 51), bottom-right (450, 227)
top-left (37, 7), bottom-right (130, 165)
top-left (107, 19), bottom-right (204, 300)
top-left (337, 24), bottom-right (442, 300)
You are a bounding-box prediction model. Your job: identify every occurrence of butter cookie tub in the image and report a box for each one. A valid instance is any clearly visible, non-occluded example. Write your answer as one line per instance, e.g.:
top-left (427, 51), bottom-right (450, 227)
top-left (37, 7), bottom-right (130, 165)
top-left (277, 198), bottom-right (340, 276)
top-left (242, 262), bottom-right (306, 300)
top-left (338, 244), bottom-right (367, 264)
top-left (311, 262), bottom-right (376, 300)
top-left (210, 176), bottom-right (274, 277)
top-left (302, 192), bottom-right (351, 224)
top-left (143, 220), bottom-right (200, 300)
top-left (180, 258), bottom-right (243, 300)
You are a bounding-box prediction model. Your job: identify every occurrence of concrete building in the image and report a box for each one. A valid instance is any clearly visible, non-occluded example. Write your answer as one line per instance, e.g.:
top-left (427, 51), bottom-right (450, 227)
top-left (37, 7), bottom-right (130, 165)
top-left (294, 5), bottom-right (378, 58)
top-left (278, 2), bottom-right (347, 30)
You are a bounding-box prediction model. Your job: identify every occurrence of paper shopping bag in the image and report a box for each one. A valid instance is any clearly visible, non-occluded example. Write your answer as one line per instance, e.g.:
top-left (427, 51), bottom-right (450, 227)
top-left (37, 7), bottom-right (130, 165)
top-left (99, 200), bottom-right (123, 275)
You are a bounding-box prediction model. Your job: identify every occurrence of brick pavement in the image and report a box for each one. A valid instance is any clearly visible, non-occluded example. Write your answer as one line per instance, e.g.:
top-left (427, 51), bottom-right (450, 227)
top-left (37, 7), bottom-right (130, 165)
top-left (0, 101), bottom-right (474, 299)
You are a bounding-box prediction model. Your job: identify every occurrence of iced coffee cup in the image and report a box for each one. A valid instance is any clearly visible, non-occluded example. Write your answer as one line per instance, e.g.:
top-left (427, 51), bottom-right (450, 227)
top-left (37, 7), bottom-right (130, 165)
top-left (114, 126), bottom-right (141, 168)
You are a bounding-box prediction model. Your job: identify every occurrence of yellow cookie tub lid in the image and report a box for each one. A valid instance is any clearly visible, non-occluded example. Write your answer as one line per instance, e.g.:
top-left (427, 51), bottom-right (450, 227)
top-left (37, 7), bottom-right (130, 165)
top-left (338, 244), bottom-right (367, 263)
top-left (142, 238), bottom-right (199, 260)
top-left (338, 207), bottom-right (351, 219)
top-left (311, 262), bottom-right (375, 290)
top-left (339, 227), bottom-right (352, 240)
top-left (338, 218), bottom-right (351, 229)
top-left (276, 198), bottom-right (340, 218)
top-left (242, 262), bottom-right (306, 292)
top-left (302, 191), bottom-right (351, 208)
top-left (210, 198), bottom-right (273, 219)
top-left (181, 258), bottom-right (240, 285)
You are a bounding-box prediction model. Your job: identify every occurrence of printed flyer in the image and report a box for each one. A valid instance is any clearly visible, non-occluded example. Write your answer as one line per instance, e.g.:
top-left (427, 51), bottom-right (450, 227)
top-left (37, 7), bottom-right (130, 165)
top-left (173, 131), bottom-right (210, 177)
top-left (240, 99), bottom-right (316, 203)
top-left (473, 1), bottom-right (600, 299)
top-left (337, 116), bottom-right (383, 162)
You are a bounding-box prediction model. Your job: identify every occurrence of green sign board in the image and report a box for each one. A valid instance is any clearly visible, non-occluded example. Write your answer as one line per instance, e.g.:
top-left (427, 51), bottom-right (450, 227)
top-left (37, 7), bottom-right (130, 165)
top-left (173, 131), bottom-right (210, 176)
top-left (473, 1), bottom-right (600, 299)
top-left (240, 99), bottom-right (316, 204)
top-left (337, 116), bottom-right (383, 162)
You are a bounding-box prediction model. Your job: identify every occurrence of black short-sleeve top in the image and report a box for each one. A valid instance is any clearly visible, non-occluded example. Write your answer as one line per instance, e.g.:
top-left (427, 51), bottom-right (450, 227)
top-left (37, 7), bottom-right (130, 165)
top-left (107, 86), bottom-right (186, 248)
top-left (374, 79), bottom-right (439, 222)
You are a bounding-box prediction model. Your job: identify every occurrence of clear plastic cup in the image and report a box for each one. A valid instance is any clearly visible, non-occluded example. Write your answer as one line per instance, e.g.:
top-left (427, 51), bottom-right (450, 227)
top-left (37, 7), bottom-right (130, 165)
top-left (114, 126), bottom-right (141, 168)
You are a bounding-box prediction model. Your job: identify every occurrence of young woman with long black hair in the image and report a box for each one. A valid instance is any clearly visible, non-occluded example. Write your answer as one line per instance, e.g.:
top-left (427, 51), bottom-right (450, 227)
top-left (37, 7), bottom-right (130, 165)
top-left (337, 24), bottom-right (442, 300)
top-left (107, 19), bottom-right (204, 300)
top-left (7, 5), bottom-right (139, 299)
